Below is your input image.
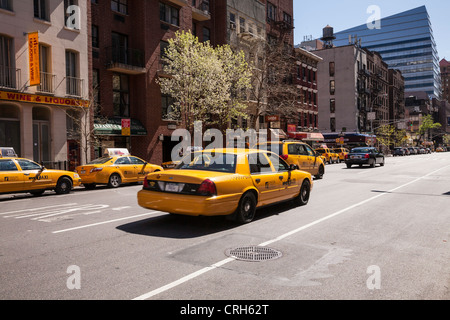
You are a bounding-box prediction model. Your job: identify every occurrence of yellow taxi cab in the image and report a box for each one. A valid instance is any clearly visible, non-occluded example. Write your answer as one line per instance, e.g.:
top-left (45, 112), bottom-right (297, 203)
top-left (257, 141), bottom-right (325, 179)
top-left (332, 147), bottom-right (350, 163)
top-left (436, 147), bottom-right (444, 152)
top-left (138, 148), bottom-right (313, 224)
top-left (75, 149), bottom-right (163, 189)
top-left (0, 148), bottom-right (81, 196)
top-left (314, 147), bottom-right (339, 164)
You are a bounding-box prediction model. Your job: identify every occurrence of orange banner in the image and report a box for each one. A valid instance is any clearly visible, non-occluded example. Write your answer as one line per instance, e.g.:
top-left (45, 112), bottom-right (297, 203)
top-left (0, 90), bottom-right (89, 108)
top-left (28, 32), bottom-right (40, 86)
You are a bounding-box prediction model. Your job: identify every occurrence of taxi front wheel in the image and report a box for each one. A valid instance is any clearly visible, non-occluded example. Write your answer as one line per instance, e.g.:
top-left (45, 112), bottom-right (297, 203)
top-left (108, 173), bottom-right (121, 188)
top-left (55, 177), bottom-right (72, 195)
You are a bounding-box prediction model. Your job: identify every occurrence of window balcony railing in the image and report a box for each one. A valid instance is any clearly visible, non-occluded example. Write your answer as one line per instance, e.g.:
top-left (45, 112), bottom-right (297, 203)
top-left (66, 76), bottom-right (84, 97)
top-left (0, 66), bottom-right (20, 90)
top-left (37, 72), bottom-right (56, 94)
top-left (106, 46), bottom-right (146, 75)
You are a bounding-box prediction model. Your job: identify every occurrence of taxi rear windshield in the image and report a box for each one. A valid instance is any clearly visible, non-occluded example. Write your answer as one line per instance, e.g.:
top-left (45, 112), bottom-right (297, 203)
top-left (88, 157), bottom-right (112, 164)
top-left (350, 148), bottom-right (370, 153)
top-left (176, 152), bottom-right (237, 173)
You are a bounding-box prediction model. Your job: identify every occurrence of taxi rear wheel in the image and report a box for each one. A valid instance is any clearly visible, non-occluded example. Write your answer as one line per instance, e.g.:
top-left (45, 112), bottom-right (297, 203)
top-left (234, 192), bottom-right (257, 224)
top-left (108, 173), bottom-right (121, 188)
top-left (55, 177), bottom-right (72, 195)
top-left (315, 165), bottom-right (324, 180)
top-left (294, 179), bottom-right (310, 206)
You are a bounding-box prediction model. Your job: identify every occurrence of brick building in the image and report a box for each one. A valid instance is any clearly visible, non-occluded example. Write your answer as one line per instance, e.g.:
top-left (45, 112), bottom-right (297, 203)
top-left (91, 0), bottom-right (294, 165)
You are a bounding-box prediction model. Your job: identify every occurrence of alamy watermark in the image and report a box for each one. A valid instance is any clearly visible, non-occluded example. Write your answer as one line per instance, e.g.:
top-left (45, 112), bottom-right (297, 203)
top-left (66, 265), bottom-right (81, 290)
top-left (367, 5), bottom-right (382, 30)
top-left (366, 265), bottom-right (381, 290)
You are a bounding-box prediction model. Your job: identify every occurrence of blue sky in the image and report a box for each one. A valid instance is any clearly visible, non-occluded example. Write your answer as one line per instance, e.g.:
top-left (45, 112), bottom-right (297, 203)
top-left (293, 0), bottom-right (450, 61)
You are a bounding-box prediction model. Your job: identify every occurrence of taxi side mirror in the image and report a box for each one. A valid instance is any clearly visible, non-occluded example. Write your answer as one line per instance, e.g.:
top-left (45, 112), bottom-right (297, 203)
top-left (289, 164), bottom-right (299, 171)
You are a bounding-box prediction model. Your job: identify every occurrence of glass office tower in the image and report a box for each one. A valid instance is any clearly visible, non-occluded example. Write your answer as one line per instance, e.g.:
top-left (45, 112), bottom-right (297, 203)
top-left (333, 6), bottom-right (442, 99)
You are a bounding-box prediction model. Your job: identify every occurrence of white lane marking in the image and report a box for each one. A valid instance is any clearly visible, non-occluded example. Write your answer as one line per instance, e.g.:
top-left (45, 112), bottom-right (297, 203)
top-left (132, 164), bottom-right (450, 300)
top-left (1, 203), bottom-right (77, 216)
top-left (52, 211), bottom-right (159, 234)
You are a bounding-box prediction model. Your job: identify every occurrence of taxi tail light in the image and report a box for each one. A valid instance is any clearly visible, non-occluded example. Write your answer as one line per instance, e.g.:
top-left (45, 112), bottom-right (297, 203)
top-left (197, 179), bottom-right (217, 197)
top-left (345, 154), bottom-right (349, 159)
top-left (143, 176), bottom-right (149, 188)
top-left (364, 154), bottom-right (370, 159)
top-left (90, 167), bottom-right (103, 173)
top-left (281, 154), bottom-right (289, 161)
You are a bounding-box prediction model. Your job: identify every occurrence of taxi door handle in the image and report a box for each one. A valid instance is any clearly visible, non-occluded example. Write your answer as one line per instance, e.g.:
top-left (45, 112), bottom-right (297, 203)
top-left (23, 173), bottom-right (30, 176)
top-left (279, 176), bottom-right (284, 180)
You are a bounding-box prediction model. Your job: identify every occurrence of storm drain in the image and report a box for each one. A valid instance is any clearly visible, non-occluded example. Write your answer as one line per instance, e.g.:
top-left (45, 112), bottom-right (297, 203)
top-left (225, 246), bottom-right (282, 262)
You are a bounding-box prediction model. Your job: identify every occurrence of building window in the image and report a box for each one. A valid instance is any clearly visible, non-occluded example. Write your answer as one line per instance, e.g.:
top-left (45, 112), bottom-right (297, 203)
top-left (92, 25), bottom-right (99, 48)
top-left (160, 2), bottom-right (179, 26)
top-left (0, 0), bottom-right (12, 11)
top-left (113, 74), bottom-right (129, 117)
top-left (66, 50), bottom-right (82, 96)
top-left (230, 12), bottom-right (236, 29)
top-left (203, 27), bottom-right (210, 42)
top-left (267, 2), bottom-right (276, 21)
top-left (330, 99), bottom-right (336, 113)
top-left (111, 32), bottom-right (128, 64)
top-left (329, 62), bottom-right (335, 76)
top-left (38, 44), bottom-right (54, 93)
top-left (111, 0), bottom-right (128, 15)
top-left (34, 0), bottom-right (49, 21)
top-left (283, 12), bottom-right (292, 25)
top-left (162, 95), bottom-right (178, 120)
top-left (330, 118), bottom-right (336, 132)
top-left (0, 35), bottom-right (16, 89)
top-left (330, 80), bottom-right (335, 95)
top-left (239, 17), bottom-right (246, 33)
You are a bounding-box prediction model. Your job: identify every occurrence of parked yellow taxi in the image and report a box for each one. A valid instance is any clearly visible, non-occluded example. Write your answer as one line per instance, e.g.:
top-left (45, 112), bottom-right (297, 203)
top-left (0, 154), bottom-right (81, 196)
top-left (332, 147), bottom-right (350, 163)
top-left (75, 149), bottom-right (163, 189)
top-left (314, 147), bottom-right (339, 164)
top-left (258, 141), bottom-right (325, 179)
top-left (137, 148), bottom-right (313, 223)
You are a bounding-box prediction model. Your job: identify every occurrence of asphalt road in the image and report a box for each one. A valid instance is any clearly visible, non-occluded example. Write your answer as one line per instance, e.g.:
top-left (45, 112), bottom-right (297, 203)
top-left (1, 152), bottom-right (449, 302)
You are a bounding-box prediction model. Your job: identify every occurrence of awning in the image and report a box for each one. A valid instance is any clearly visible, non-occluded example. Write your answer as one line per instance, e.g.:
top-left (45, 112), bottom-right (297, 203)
top-left (94, 118), bottom-right (147, 136)
top-left (269, 129), bottom-right (287, 139)
top-left (288, 132), bottom-right (324, 142)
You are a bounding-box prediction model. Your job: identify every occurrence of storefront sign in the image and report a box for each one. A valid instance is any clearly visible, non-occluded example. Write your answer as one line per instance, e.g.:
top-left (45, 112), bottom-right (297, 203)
top-left (28, 32), bottom-right (40, 86)
top-left (265, 115), bottom-right (280, 122)
top-left (0, 90), bottom-right (89, 108)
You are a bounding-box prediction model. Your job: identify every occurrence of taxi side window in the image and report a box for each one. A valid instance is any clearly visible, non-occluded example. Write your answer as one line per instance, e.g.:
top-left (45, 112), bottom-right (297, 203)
top-left (266, 153), bottom-right (289, 172)
top-left (16, 159), bottom-right (41, 170)
top-left (129, 157), bottom-right (145, 165)
top-left (115, 157), bottom-right (131, 165)
top-left (248, 153), bottom-right (272, 174)
top-left (0, 160), bottom-right (18, 171)
top-left (288, 144), bottom-right (300, 155)
top-left (304, 145), bottom-right (316, 156)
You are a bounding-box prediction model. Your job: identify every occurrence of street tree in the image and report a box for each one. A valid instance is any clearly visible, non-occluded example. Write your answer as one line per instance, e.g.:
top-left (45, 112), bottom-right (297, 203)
top-left (417, 114), bottom-right (441, 143)
top-left (157, 30), bottom-right (251, 134)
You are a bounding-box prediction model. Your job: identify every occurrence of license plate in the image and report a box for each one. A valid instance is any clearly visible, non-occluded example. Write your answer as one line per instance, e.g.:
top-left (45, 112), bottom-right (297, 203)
top-left (80, 170), bottom-right (86, 174)
top-left (351, 155), bottom-right (360, 159)
top-left (165, 183), bottom-right (180, 192)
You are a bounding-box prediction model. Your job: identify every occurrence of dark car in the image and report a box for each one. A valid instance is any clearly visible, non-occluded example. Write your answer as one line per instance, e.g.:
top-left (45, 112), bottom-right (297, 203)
top-left (345, 147), bottom-right (385, 168)
top-left (393, 147), bottom-right (405, 156)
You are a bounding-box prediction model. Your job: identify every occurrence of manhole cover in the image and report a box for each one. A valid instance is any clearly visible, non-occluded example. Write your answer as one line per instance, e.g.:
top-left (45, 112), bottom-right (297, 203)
top-left (225, 246), bottom-right (282, 262)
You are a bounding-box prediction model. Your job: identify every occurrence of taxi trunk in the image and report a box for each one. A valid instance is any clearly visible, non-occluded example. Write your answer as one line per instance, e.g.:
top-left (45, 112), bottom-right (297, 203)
top-left (138, 170), bottom-right (240, 216)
